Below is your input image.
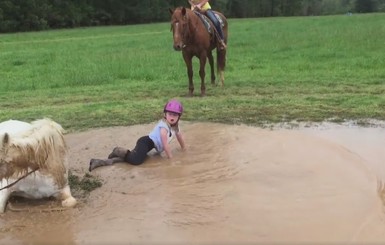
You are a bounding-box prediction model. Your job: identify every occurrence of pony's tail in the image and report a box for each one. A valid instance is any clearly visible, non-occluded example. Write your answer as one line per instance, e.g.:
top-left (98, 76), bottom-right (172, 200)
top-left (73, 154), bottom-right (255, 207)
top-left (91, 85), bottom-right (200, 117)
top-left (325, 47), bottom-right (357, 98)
top-left (217, 48), bottom-right (226, 86)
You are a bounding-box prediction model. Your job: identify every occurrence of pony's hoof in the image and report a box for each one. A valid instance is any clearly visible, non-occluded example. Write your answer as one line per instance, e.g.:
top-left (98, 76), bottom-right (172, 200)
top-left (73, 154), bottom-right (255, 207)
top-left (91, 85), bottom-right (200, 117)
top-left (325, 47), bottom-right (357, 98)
top-left (62, 197), bottom-right (77, 208)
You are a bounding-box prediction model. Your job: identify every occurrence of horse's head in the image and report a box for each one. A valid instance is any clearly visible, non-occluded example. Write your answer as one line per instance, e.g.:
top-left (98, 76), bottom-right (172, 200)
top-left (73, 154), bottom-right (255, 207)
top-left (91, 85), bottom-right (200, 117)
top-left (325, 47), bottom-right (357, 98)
top-left (0, 132), bottom-right (37, 180)
top-left (169, 7), bottom-right (190, 51)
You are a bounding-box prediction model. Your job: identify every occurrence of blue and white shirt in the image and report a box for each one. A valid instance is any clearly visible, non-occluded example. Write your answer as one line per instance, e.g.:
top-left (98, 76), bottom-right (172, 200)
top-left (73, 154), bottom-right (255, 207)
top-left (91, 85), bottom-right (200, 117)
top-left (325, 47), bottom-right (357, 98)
top-left (149, 119), bottom-right (179, 152)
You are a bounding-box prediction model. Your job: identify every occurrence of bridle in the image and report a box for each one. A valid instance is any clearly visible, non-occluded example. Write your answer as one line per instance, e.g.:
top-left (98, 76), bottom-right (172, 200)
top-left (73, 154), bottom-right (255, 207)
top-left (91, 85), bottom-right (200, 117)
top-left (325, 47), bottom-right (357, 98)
top-left (171, 8), bottom-right (193, 47)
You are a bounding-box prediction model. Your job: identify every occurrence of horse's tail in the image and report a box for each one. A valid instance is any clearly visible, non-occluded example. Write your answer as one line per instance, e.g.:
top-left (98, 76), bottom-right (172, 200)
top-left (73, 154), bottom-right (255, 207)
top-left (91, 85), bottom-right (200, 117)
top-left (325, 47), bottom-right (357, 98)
top-left (215, 12), bottom-right (227, 87)
top-left (217, 48), bottom-right (226, 86)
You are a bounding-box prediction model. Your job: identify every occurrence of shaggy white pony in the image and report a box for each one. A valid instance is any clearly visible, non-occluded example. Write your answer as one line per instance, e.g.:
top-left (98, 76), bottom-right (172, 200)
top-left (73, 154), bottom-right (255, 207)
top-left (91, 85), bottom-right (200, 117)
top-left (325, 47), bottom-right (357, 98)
top-left (0, 118), bottom-right (77, 212)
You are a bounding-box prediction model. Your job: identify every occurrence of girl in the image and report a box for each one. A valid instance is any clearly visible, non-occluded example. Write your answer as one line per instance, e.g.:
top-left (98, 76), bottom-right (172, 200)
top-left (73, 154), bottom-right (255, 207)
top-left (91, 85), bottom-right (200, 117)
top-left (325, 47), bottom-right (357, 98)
top-left (189, 0), bottom-right (227, 50)
top-left (89, 99), bottom-right (186, 171)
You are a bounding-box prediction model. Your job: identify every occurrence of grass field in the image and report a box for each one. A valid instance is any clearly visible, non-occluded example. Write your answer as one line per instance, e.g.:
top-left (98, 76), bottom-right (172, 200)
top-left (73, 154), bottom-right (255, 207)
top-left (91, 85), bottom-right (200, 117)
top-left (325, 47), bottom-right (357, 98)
top-left (1, 13), bottom-right (384, 132)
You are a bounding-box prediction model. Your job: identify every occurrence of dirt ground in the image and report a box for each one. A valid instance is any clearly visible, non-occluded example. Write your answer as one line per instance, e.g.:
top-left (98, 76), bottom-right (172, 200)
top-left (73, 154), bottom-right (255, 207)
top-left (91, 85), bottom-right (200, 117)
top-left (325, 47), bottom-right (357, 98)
top-left (1, 121), bottom-right (385, 244)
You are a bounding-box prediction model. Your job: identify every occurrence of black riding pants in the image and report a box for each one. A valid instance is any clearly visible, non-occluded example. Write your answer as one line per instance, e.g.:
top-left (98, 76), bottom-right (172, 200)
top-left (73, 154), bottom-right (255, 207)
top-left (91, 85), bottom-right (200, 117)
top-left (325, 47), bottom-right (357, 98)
top-left (124, 136), bottom-right (155, 165)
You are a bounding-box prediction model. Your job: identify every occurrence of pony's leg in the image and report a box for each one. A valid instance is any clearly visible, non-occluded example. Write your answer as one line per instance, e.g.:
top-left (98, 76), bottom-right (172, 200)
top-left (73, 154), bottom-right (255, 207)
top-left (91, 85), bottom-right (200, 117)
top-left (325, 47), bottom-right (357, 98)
top-left (183, 53), bottom-right (194, 96)
top-left (207, 51), bottom-right (216, 85)
top-left (0, 188), bottom-right (11, 213)
top-left (60, 184), bottom-right (77, 208)
top-left (198, 54), bottom-right (207, 96)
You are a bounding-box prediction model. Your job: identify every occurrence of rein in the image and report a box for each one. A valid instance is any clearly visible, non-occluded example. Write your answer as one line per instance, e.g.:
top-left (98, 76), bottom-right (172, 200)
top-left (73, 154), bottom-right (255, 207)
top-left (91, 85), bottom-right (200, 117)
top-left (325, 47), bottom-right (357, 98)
top-left (0, 168), bottom-right (39, 191)
top-left (187, 11), bottom-right (201, 40)
top-left (181, 13), bottom-right (191, 44)
top-left (180, 10), bottom-right (196, 45)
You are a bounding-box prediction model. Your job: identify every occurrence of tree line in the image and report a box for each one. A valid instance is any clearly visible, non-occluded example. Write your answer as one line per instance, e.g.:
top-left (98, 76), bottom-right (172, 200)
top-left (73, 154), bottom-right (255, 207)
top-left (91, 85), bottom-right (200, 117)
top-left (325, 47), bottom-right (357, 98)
top-left (0, 0), bottom-right (384, 33)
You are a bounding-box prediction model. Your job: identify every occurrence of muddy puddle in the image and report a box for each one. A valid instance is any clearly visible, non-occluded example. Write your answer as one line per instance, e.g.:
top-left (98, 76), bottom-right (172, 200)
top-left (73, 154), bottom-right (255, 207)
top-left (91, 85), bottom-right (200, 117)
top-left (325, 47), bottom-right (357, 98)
top-left (1, 122), bottom-right (384, 244)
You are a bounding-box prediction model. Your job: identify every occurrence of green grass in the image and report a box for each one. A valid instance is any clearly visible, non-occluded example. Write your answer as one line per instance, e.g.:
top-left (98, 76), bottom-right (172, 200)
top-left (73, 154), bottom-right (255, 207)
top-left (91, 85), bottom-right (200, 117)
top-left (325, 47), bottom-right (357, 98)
top-left (68, 171), bottom-right (103, 198)
top-left (1, 13), bottom-right (384, 132)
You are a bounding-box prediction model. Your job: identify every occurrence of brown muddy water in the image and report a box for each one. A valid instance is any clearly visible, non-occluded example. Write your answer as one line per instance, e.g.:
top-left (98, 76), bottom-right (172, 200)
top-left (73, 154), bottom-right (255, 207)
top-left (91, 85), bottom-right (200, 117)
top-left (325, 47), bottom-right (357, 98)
top-left (1, 121), bottom-right (385, 244)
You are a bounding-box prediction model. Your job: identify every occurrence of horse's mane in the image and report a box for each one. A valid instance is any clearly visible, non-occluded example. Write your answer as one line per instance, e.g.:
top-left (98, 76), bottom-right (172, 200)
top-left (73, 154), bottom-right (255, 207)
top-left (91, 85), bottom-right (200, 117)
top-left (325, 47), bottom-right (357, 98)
top-left (0, 119), bottom-right (68, 187)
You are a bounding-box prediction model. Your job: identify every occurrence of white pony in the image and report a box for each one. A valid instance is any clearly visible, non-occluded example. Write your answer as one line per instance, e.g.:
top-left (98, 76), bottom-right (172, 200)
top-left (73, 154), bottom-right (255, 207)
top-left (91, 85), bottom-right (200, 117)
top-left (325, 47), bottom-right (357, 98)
top-left (0, 118), bottom-right (77, 212)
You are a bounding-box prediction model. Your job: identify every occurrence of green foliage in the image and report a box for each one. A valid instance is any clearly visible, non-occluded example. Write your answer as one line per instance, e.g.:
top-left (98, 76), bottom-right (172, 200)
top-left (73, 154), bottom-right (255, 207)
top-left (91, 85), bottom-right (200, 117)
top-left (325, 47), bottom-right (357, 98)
top-left (355, 0), bottom-right (377, 12)
top-left (68, 171), bottom-right (103, 196)
top-left (0, 0), bottom-right (384, 33)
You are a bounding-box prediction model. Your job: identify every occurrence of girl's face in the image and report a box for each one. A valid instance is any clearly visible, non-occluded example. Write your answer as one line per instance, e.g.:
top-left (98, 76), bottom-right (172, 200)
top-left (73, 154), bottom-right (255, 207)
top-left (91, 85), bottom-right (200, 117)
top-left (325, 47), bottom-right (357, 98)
top-left (165, 111), bottom-right (180, 125)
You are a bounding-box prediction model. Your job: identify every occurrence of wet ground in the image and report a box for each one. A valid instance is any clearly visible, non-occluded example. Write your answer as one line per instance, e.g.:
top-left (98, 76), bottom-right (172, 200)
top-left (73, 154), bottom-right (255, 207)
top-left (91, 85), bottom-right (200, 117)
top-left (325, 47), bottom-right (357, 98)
top-left (1, 121), bottom-right (385, 244)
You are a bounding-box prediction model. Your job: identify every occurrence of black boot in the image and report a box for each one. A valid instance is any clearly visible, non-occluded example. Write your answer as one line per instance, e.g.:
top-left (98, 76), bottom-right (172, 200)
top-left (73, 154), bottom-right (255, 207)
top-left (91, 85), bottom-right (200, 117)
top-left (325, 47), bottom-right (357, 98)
top-left (89, 159), bottom-right (111, 172)
top-left (108, 147), bottom-right (130, 159)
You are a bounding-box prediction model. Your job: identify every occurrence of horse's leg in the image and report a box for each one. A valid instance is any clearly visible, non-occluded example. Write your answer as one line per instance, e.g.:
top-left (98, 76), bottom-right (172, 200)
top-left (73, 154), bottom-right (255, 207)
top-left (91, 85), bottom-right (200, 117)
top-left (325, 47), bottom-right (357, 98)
top-left (198, 53), bottom-right (207, 96)
top-left (207, 51), bottom-right (216, 86)
top-left (183, 52), bottom-right (194, 96)
top-left (217, 48), bottom-right (226, 87)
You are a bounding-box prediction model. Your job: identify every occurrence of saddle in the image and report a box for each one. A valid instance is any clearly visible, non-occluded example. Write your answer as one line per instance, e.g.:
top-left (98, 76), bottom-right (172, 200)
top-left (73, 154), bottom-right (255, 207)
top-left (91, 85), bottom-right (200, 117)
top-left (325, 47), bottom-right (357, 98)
top-left (193, 10), bottom-right (224, 38)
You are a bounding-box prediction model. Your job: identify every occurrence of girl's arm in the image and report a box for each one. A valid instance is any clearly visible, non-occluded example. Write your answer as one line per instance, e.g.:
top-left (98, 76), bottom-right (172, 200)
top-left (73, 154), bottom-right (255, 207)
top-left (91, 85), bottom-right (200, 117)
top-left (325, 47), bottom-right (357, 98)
top-left (160, 127), bottom-right (173, 158)
top-left (176, 131), bottom-right (186, 151)
top-left (190, 0), bottom-right (209, 10)
top-left (197, 0), bottom-right (209, 8)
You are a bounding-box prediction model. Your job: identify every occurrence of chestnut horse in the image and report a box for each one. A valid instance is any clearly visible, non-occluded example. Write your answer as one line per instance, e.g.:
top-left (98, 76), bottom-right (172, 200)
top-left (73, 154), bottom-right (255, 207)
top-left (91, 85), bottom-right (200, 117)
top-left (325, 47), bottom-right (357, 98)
top-left (169, 7), bottom-right (228, 96)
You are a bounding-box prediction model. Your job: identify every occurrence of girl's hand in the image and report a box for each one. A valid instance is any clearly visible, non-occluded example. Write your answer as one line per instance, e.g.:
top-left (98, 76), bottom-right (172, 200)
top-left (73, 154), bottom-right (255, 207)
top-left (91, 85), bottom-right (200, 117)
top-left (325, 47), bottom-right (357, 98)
top-left (171, 160), bottom-right (181, 165)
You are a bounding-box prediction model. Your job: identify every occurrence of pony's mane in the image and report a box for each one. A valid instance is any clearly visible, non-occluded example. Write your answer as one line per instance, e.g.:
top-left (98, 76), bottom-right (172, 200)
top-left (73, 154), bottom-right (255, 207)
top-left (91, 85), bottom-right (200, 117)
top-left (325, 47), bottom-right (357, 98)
top-left (0, 119), bottom-right (68, 187)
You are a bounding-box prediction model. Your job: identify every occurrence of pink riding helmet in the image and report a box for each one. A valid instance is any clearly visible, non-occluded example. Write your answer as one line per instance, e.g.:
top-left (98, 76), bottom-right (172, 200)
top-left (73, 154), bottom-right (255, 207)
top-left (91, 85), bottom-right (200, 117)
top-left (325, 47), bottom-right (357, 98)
top-left (164, 99), bottom-right (183, 115)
